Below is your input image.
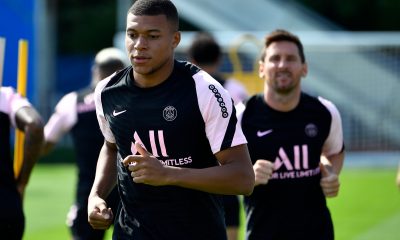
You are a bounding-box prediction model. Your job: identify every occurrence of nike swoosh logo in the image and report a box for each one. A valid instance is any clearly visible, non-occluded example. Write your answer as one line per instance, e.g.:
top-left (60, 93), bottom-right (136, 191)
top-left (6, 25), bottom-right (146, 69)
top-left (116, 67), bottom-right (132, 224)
top-left (257, 129), bottom-right (273, 137)
top-left (113, 110), bottom-right (127, 117)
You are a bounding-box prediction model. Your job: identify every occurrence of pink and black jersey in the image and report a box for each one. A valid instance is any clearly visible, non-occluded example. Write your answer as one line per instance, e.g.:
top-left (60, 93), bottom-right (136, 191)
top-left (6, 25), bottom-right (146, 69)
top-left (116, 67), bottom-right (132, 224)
top-left (45, 87), bottom-right (110, 204)
top-left (240, 93), bottom-right (344, 240)
top-left (95, 60), bottom-right (246, 240)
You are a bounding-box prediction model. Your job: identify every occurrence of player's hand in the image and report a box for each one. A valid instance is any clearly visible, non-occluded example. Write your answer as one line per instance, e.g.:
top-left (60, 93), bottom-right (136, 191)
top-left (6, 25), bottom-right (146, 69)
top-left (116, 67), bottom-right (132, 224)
top-left (123, 142), bottom-right (171, 186)
top-left (320, 162), bottom-right (340, 198)
top-left (253, 159), bottom-right (274, 186)
top-left (87, 196), bottom-right (113, 229)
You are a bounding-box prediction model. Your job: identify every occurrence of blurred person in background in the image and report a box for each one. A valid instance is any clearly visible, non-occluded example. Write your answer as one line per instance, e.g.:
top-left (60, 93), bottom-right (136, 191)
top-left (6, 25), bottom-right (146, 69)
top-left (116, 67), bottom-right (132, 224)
top-left (42, 47), bottom-right (127, 240)
top-left (187, 31), bottom-right (249, 240)
top-left (238, 29), bottom-right (345, 240)
top-left (188, 31), bottom-right (248, 105)
top-left (87, 0), bottom-right (254, 239)
top-left (0, 86), bottom-right (44, 240)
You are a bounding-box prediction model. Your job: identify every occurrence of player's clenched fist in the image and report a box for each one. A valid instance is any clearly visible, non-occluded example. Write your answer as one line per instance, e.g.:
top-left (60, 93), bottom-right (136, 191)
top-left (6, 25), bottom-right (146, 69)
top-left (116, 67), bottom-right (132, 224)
top-left (88, 196), bottom-right (113, 230)
top-left (123, 142), bottom-right (171, 186)
top-left (319, 163), bottom-right (340, 197)
top-left (253, 159), bottom-right (274, 186)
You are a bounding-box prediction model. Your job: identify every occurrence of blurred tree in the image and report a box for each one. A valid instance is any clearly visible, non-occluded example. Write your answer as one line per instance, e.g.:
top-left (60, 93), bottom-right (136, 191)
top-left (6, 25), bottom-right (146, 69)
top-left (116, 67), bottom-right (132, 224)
top-left (56, 0), bottom-right (199, 55)
top-left (57, 0), bottom-right (117, 54)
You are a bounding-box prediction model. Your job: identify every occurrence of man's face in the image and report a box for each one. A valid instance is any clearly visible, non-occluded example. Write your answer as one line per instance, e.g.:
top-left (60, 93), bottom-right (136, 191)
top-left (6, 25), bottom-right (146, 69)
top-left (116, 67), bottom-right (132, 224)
top-left (125, 13), bottom-right (180, 76)
top-left (259, 41), bottom-right (307, 94)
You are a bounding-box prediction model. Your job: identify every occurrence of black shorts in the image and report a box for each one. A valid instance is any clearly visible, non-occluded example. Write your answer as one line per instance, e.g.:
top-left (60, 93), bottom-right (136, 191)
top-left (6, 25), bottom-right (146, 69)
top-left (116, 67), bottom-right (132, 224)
top-left (1, 191), bottom-right (25, 240)
top-left (0, 217), bottom-right (25, 240)
top-left (222, 195), bottom-right (240, 227)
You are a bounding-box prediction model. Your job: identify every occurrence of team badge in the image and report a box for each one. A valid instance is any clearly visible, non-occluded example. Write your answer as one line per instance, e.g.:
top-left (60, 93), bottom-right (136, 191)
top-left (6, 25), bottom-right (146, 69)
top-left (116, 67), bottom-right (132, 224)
top-left (163, 106), bottom-right (177, 121)
top-left (305, 123), bottom-right (318, 137)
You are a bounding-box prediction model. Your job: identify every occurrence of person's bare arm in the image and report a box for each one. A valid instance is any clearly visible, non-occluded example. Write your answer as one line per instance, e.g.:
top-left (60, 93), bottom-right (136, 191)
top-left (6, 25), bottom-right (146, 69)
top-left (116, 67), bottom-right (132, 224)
top-left (124, 142), bottom-right (254, 196)
top-left (320, 150), bottom-right (345, 197)
top-left (88, 140), bottom-right (118, 229)
top-left (15, 106), bottom-right (44, 196)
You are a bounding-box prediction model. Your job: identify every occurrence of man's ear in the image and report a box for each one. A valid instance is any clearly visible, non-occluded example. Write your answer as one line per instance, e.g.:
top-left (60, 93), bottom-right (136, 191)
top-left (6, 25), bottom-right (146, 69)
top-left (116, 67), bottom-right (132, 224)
top-left (172, 31), bottom-right (181, 49)
top-left (258, 61), bottom-right (265, 79)
top-left (302, 62), bottom-right (308, 77)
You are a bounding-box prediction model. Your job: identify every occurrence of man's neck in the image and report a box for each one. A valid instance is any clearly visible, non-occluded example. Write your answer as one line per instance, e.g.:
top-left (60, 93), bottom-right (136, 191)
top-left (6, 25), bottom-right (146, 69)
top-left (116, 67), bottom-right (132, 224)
top-left (133, 59), bottom-right (175, 88)
top-left (264, 87), bottom-right (301, 112)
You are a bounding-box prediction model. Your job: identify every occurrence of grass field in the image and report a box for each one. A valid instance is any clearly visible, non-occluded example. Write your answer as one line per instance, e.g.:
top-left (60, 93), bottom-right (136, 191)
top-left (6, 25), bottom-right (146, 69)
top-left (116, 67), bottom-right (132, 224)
top-left (23, 164), bottom-right (400, 240)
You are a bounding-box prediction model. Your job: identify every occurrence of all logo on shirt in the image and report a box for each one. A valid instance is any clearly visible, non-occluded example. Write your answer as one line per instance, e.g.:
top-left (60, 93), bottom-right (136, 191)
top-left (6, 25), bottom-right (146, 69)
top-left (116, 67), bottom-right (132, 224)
top-left (269, 145), bottom-right (321, 180)
top-left (129, 130), bottom-right (192, 166)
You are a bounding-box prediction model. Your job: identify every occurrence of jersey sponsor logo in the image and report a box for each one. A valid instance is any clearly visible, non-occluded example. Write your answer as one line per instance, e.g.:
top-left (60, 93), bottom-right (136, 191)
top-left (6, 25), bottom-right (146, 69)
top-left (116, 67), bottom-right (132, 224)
top-left (274, 145), bottom-right (309, 171)
top-left (268, 145), bottom-right (319, 180)
top-left (131, 130), bottom-right (169, 157)
top-left (130, 130), bottom-right (193, 166)
top-left (305, 123), bottom-right (318, 137)
top-left (257, 129), bottom-right (273, 137)
top-left (208, 84), bottom-right (229, 118)
top-left (112, 109), bottom-right (127, 117)
top-left (270, 166), bottom-right (320, 180)
top-left (163, 106), bottom-right (177, 121)
top-left (159, 156), bottom-right (192, 166)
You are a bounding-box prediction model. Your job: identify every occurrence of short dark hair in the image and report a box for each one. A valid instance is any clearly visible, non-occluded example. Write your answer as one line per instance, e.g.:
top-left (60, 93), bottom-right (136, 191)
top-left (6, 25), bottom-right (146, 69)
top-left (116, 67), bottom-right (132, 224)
top-left (128, 0), bottom-right (179, 31)
top-left (188, 32), bottom-right (221, 65)
top-left (260, 29), bottom-right (306, 63)
top-left (94, 48), bottom-right (127, 79)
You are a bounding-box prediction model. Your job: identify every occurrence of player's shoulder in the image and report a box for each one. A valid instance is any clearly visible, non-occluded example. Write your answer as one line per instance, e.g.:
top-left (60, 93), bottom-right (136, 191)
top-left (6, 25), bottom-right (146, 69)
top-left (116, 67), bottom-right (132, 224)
top-left (0, 86), bottom-right (30, 105)
top-left (105, 66), bottom-right (131, 88)
top-left (0, 86), bottom-right (19, 101)
top-left (0, 86), bottom-right (16, 95)
top-left (177, 60), bottom-right (226, 92)
top-left (302, 92), bottom-right (341, 117)
top-left (245, 93), bottom-right (264, 108)
top-left (57, 91), bottom-right (78, 107)
top-left (302, 92), bottom-right (329, 108)
top-left (175, 60), bottom-right (201, 76)
top-left (95, 66), bottom-right (131, 95)
top-left (0, 87), bottom-right (17, 110)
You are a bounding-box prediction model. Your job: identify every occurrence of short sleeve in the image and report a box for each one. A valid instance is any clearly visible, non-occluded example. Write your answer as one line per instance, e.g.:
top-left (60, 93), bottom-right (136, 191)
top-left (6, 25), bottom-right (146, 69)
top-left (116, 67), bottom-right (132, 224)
top-left (319, 97), bottom-right (344, 156)
top-left (44, 92), bottom-right (78, 142)
top-left (0, 86), bottom-right (31, 127)
top-left (193, 70), bottom-right (247, 154)
top-left (94, 76), bottom-right (116, 143)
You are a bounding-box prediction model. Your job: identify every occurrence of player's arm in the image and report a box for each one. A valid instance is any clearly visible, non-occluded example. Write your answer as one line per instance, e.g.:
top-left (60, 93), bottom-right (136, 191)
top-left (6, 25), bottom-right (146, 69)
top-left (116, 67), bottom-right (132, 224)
top-left (125, 142), bottom-right (254, 196)
top-left (319, 97), bottom-right (345, 197)
top-left (42, 92), bottom-right (77, 155)
top-left (88, 140), bottom-right (118, 229)
top-left (15, 106), bottom-right (44, 196)
top-left (321, 150), bottom-right (345, 175)
top-left (170, 143), bottom-right (254, 195)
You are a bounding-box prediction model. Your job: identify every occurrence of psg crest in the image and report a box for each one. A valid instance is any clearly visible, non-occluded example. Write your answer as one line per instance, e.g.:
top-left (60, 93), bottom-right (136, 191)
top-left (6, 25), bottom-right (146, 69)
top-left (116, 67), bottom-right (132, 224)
top-left (163, 106), bottom-right (177, 121)
top-left (305, 123), bottom-right (318, 137)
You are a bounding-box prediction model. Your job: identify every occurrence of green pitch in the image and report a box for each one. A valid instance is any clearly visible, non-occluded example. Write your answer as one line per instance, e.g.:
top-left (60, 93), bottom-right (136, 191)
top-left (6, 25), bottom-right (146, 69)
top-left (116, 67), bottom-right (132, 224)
top-left (23, 164), bottom-right (400, 240)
